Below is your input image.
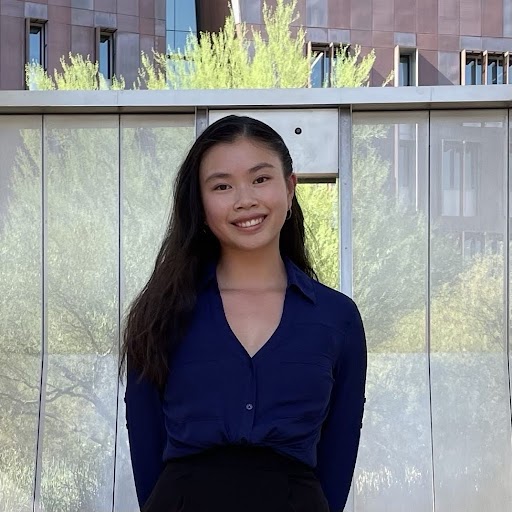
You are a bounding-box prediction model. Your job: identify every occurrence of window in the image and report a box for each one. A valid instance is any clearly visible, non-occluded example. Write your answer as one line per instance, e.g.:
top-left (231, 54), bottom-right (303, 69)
top-left (487, 54), bottom-right (504, 84)
top-left (395, 47), bottom-right (417, 86)
top-left (462, 232), bottom-right (502, 261)
top-left (97, 31), bottom-right (114, 82)
top-left (463, 51), bottom-right (509, 84)
top-left (441, 141), bottom-right (479, 217)
top-left (397, 138), bottom-right (416, 208)
top-left (463, 232), bottom-right (485, 260)
top-left (399, 55), bottom-right (412, 86)
top-left (465, 53), bottom-right (483, 85)
top-left (166, 0), bottom-right (197, 55)
top-left (27, 22), bottom-right (46, 68)
top-left (308, 43), bottom-right (342, 88)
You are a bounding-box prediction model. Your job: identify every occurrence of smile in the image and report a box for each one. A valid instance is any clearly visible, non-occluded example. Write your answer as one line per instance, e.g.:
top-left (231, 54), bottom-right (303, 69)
top-left (233, 216), bottom-right (266, 228)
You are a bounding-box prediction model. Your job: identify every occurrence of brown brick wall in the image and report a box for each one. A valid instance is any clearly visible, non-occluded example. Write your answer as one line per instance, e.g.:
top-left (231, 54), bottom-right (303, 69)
top-left (197, 0), bottom-right (512, 87)
top-left (0, 0), bottom-right (165, 90)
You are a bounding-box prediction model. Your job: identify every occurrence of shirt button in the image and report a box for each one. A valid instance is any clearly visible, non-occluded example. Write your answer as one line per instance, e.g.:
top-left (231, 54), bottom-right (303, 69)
top-left (245, 403), bottom-right (253, 411)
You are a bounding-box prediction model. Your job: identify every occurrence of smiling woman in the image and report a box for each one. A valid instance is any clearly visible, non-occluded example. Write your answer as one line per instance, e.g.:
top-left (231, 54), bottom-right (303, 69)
top-left (199, 137), bottom-right (296, 256)
top-left (119, 115), bottom-right (367, 512)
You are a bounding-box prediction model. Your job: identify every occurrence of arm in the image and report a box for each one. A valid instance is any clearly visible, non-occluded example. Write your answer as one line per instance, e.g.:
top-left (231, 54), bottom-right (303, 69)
top-left (124, 357), bottom-right (167, 509)
top-left (315, 301), bottom-right (367, 512)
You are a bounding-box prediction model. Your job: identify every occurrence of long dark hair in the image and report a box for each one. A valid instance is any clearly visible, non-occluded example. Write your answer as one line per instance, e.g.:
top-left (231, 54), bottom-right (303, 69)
top-left (119, 115), bottom-right (316, 391)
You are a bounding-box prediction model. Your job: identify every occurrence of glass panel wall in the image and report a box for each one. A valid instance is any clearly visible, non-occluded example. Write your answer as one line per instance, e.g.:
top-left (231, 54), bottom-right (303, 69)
top-left (0, 116), bottom-right (42, 512)
top-left (113, 115), bottom-right (196, 511)
top-left (351, 112), bottom-right (432, 512)
top-left (430, 111), bottom-right (512, 511)
top-left (40, 116), bottom-right (119, 511)
top-left (0, 106), bottom-right (511, 512)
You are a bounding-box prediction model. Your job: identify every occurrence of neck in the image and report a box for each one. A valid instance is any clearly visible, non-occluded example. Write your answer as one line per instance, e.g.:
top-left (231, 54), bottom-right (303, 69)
top-left (216, 246), bottom-right (287, 291)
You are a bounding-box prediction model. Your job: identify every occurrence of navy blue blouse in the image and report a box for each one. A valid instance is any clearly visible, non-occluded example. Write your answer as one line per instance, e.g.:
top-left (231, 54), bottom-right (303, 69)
top-left (125, 257), bottom-right (367, 512)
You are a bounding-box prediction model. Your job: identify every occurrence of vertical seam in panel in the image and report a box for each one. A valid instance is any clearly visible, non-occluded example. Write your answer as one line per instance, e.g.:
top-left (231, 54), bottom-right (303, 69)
top-left (426, 110), bottom-right (436, 512)
top-left (506, 109), bottom-right (512, 441)
top-left (111, 114), bottom-right (122, 512)
top-left (339, 106), bottom-right (353, 297)
top-left (195, 107), bottom-right (208, 138)
top-left (339, 106), bottom-right (354, 512)
top-left (33, 114), bottom-right (47, 512)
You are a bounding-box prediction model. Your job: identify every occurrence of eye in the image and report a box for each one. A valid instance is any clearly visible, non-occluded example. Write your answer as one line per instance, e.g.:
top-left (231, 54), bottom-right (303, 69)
top-left (254, 176), bottom-right (270, 184)
top-left (213, 184), bottom-right (231, 191)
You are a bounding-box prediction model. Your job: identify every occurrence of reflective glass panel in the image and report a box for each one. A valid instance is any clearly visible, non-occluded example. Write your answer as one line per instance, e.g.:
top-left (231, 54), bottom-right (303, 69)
top-left (174, 30), bottom-right (190, 53)
top-left (352, 112), bottom-right (432, 512)
top-left (40, 115), bottom-right (119, 511)
top-left (175, 0), bottom-right (197, 32)
top-left (29, 25), bottom-right (43, 65)
top-left (0, 116), bottom-right (42, 512)
top-left (166, 30), bottom-right (175, 53)
top-left (430, 110), bottom-right (512, 511)
top-left (399, 55), bottom-right (411, 86)
top-left (465, 56), bottom-right (482, 85)
top-left (113, 115), bottom-right (195, 511)
top-left (166, 0), bottom-right (175, 30)
top-left (99, 34), bottom-right (112, 79)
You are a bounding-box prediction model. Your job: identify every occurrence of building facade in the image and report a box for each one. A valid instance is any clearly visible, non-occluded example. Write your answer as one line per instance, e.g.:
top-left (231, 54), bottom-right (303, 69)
top-left (2, 0), bottom-right (512, 90)
top-left (212, 0), bottom-right (512, 87)
top-left (0, 0), bottom-right (167, 90)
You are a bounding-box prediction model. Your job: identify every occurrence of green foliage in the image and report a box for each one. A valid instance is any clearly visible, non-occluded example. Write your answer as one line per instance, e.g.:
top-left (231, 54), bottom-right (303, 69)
top-left (25, 53), bottom-right (125, 91)
top-left (137, 0), bottom-right (310, 90)
top-left (297, 183), bottom-right (339, 289)
top-left (331, 45), bottom-right (393, 87)
top-left (26, 62), bottom-right (55, 90)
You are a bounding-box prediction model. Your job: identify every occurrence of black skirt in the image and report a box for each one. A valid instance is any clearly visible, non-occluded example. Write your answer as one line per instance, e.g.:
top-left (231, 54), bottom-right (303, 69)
top-left (141, 445), bottom-right (330, 512)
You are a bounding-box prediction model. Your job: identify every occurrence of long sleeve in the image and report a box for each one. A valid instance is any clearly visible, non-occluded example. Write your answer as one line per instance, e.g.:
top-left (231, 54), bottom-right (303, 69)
top-left (315, 301), bottom-right (367, 512)
top-left (124, 358), bottom-right (167, 509)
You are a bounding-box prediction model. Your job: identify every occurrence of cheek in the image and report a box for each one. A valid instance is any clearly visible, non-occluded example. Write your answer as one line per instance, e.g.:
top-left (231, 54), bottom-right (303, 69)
top-left (202, 195), bottom-right (226, 226)
top-left (268, 188), bottom-right (290, 211)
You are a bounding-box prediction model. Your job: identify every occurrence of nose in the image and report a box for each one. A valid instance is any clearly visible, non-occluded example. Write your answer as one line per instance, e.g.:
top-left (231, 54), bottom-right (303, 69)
top-left (233, 185), bottom-right (258, 210)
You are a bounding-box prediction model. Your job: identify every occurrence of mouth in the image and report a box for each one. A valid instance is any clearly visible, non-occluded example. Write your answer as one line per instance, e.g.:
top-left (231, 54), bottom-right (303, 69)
top-left (232, 216), bottom-right (266, 229)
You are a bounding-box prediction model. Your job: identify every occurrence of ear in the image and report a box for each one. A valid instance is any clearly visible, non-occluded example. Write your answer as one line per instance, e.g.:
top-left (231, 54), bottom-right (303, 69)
top-left (287, 173), bottom-right (298, 209)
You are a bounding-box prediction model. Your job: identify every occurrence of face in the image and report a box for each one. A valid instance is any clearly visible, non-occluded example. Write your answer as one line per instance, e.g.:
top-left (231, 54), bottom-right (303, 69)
top-left (199, 137), bottom-right (297, 255)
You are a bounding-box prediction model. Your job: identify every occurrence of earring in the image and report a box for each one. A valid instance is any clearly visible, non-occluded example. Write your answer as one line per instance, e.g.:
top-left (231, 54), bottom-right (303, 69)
top-left (285, 209), bottom-right (292, 221)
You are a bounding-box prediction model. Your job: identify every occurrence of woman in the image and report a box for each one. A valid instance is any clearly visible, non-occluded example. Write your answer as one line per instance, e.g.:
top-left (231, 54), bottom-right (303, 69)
top-left (120, 115), bottom-right (367, 512)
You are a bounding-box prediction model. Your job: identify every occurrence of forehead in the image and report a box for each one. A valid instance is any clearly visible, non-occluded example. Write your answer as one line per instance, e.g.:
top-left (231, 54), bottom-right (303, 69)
top-left (199, 137), bottom-right (281, 176)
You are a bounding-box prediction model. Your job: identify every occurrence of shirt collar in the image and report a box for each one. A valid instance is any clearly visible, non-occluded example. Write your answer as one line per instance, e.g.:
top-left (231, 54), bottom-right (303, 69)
top-left (199, 256), bottom-right (316, 304)
top-left (283, 256), bottom-right (316, 304)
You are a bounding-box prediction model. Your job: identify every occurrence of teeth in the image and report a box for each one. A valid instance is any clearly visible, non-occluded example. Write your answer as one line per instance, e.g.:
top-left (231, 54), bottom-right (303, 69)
top-left (236, 217), bottom-right (264, 228)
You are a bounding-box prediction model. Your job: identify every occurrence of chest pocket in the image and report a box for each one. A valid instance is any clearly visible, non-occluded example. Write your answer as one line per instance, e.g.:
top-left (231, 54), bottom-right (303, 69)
top-left (264, 354), bottom-right (335, 420)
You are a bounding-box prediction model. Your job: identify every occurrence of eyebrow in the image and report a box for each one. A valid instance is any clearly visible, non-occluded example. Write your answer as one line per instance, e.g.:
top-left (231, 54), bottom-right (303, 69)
top-left (204, 162), bottom-right (276, 183)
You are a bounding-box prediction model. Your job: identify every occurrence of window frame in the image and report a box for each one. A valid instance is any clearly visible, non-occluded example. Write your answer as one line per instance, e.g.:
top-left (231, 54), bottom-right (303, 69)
top-left (463, 50), bottom-right (508, 85)
top-left (440, 139), bottom-right (480, 217)
top-left (96, 28), bottom-right (115, 83)
top-left (307, 42), bottom-right (345, 88)
top-left (394, 46), bottom-right (418, 86)
top-left (25, 19), bottom-right (47, 70)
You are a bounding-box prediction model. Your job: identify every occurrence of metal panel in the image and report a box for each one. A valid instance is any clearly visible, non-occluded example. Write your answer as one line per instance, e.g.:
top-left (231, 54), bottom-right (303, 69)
top-left (339, 108), bottom-right (352, 296)
top-left (208, 109), bottom-right (339, 176)
top-left (4, 87), bottom-right (512, 115)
